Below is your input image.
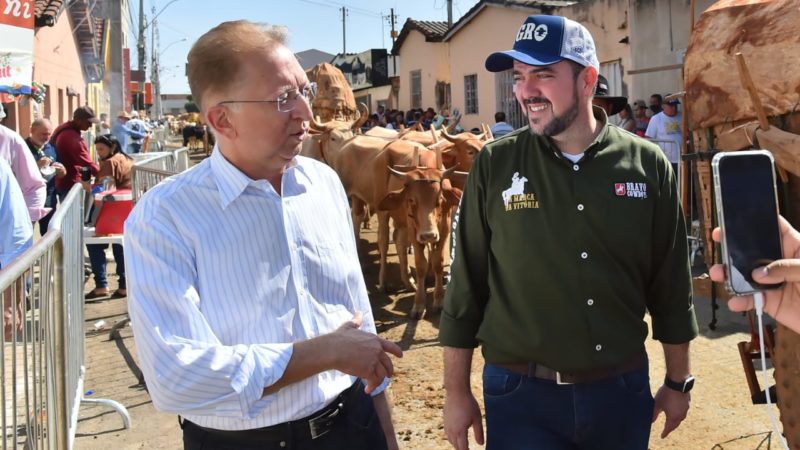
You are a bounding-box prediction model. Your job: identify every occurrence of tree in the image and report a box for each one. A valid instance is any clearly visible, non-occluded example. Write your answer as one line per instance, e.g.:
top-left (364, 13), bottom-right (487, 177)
top-left (184, 95), bottom-right (200, 113)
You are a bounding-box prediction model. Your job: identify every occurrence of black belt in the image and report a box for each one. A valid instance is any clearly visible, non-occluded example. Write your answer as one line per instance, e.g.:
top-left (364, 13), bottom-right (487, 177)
top-left (181, 380), bottom-right (362, 442)
top-left (494, 350), bottom-right (646, 385)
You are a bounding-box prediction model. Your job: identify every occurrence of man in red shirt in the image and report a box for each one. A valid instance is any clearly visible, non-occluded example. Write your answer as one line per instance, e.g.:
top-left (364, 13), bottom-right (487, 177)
top-left (51, 106), bottom-right (100, 197)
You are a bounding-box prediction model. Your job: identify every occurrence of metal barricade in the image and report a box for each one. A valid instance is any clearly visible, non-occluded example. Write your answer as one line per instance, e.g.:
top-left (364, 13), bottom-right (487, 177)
top-left (173, 148), bottom-right (190, 173)
top-left (0, 184), bottom-right (129, 450)
top-left (130, 152), bottom-right (174, 172)
top-left (130, 166), bottom-right (176, 204)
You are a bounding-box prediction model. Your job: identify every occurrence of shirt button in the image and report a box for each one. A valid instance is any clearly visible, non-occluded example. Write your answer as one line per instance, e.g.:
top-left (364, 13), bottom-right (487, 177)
top-left (587, 298), bottom-right (594, 306)
top-left (573, 164), bottom-right (580, 171)
top-left (577, 204), bottom-right (584, 211)
top-left (280, 442), bottom-right (287, 448)
top-left (580, 251), bottom-right (588, 259)
top-left (595, 344), bottom-right (602, 351)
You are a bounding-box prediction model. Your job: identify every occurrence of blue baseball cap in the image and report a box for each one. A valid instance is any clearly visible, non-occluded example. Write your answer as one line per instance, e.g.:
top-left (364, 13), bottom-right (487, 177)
top-left (485, 15), bottom-right (599, 72)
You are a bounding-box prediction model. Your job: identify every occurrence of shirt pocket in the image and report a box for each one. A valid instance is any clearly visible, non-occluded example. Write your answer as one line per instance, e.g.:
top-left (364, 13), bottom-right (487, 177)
top-left (309, 240), bottom-right (357, 316)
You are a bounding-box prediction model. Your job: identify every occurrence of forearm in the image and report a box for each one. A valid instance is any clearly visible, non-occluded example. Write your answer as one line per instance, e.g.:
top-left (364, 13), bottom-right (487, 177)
top-left (372, 392), bottom-right (399, 449)
top-left (443, 346), bottom-right (474, 394)
top-left (263, 335), bottom-right (335, 395)
top-left (662, 342), bottom-right (691, 381)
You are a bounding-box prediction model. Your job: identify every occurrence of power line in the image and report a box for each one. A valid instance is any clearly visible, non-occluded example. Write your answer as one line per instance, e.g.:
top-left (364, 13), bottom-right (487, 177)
top-left (294, 0), bottom-right (381, 18)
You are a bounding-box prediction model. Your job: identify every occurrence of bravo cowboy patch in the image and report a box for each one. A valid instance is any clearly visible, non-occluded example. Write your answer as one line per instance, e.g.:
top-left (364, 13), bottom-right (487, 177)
top-left (503, 172), bottom-right (540, 211)
top-left (615, 182), bottom-right (647, 199)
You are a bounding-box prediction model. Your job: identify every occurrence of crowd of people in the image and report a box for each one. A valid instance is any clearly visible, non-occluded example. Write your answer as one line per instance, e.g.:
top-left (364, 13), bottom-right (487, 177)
top-left (0, 103), bottom-right (146, 338)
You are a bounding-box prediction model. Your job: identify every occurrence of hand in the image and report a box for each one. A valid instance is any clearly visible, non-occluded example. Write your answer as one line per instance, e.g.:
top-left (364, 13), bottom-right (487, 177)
top-left (443, 390), bottom-right (484, 450)
top-left (652, 385), bottom-right (690, 438)
top-left (52, 163), bottom-right (66, 177)
top-left (329, 312), bottom-right (403, 394)
top-left (709, 215), bottom-right (800, 334)
top-left (37, 157), bottom-right (52, 169)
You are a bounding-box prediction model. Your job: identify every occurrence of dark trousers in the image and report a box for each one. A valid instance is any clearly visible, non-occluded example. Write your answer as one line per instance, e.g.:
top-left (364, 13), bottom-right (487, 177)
top-left (87, 244), bottom-right (125, 289)
top-left (483, 358), bottom-right (654, 450)
top-left (182, 387), bottom-right (387, 450)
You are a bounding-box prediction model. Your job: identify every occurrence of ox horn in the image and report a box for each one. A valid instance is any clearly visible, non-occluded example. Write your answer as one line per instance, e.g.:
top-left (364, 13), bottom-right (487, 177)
top-left (446, 112), bottom-right (462, 133)
top-left (430, 127), bottom-right (439, 143)
top-left (440, 127), bottom-right (459, 143)
top-left (387, 166), bottom-right (410, 178)
top-left (351, 103), bottom-right (370, 132)
top-left (412, 146), bottom-right (419, 166)
top-left (435, 146), bottom-right (443, 169)
top-left (310, 115), bottom-right (329, 132)
top-left (442, 165), bottom-right (459, 178)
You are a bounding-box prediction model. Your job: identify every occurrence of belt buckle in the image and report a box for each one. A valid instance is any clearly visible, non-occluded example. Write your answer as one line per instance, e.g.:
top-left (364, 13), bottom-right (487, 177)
top-left (308, 402), bottom-right (342, 440)
top-left (556, 371), bottom-right (573, 385)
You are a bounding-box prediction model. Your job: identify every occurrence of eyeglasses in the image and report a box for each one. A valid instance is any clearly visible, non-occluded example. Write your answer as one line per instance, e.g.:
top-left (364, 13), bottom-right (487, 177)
top-left (217, 82), bottom-right (317, 113)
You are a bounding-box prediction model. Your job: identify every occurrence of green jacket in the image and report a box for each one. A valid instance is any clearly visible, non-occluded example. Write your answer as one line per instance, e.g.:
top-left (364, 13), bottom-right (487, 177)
top-left (439, 110), bottom-right (698, 373)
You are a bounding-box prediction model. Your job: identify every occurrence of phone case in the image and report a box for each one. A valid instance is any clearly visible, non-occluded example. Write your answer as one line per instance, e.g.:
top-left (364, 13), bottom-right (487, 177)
top-left (712, 149), bottom-right (781, 295)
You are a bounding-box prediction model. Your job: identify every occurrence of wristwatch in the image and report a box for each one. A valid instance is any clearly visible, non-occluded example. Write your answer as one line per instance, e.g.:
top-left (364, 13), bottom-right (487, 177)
top-left (664, 375), bottom-right (695, 393)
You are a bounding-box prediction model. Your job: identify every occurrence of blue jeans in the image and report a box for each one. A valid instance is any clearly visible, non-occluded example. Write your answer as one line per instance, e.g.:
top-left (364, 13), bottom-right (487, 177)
top-left (87, 244), bottom-right (125, 289)
top-left (128, 142), bottom-right (142, 154)
top-left (483, 357), bottom-right (654, 450)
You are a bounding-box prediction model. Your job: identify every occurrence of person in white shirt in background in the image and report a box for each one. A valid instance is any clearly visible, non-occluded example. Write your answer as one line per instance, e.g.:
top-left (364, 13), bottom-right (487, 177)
top-left (645, 96), bottom-right (683, 174)
top-left (124, 20), bottom-right (402, 450)
top-left (126, 111), bottom-right (150, 153)
top-left (490, 112), bottom-right (515, 138)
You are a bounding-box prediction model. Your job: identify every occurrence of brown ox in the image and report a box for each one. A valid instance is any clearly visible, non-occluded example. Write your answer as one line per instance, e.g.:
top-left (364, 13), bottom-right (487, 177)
top-left (308, 121), bottom-right (442, 295)
top-left (378, 161), bottom-right (463, 319)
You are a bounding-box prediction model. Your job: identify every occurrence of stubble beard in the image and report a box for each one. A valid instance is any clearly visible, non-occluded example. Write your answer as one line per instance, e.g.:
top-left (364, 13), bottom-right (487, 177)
top-left (525, 82), bottom-right (580, 138)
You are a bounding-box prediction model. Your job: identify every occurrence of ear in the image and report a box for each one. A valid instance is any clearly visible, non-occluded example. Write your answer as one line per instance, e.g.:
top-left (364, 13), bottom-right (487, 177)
top-left (377, 190), bottom-right (405, 211)
top-left (443, 186), bottom-right (463, 207)
top-left (205, 105), bottom-right (236, 140)
top-left (581, 66), bottom-right (599, 99)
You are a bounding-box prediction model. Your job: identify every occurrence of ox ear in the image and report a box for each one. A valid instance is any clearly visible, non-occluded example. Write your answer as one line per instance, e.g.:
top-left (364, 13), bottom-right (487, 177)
top-left (378, 190), bottom-right (405, 211)
top-left (446, 170), bottom-right (469, 186)
top-left (442, 184), bottom-right (463, 207)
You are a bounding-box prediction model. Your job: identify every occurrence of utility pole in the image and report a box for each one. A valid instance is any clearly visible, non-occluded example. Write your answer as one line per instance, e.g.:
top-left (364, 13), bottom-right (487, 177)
top-left (151, 5), bottom-right (161, 119)
top-left (341, 6), bottom-right (347, 54)
top-left (137, 0), bottom-right (145, 111)
top-left (447, 0), bottom-right (453, 28)
top-left (389, 8), bottom-right (397, 75)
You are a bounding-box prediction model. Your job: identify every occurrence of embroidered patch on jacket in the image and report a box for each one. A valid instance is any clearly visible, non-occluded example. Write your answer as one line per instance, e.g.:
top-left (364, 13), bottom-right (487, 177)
top-left (502, 172), bottom-right (540, 211)
top-left (615, 182), bottom-right (647, 199)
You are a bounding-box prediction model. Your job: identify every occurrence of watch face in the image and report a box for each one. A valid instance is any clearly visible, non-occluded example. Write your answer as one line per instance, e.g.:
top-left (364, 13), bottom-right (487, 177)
top-left (683, 377), bottom-right (695, 392)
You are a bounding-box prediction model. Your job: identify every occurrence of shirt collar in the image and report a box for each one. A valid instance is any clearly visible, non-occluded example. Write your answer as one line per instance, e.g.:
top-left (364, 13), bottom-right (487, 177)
top-left (209, 145), bottom-right (312, 209)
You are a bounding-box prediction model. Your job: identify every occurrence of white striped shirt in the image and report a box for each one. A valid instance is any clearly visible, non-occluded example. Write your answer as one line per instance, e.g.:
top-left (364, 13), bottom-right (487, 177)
top-left (124, 148), bottom-right (384, 430)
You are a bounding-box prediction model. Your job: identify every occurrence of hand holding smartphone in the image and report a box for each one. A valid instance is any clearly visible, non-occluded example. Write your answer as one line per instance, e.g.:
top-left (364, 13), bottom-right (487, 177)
top-left (712, 150), bottom-right (784, 295)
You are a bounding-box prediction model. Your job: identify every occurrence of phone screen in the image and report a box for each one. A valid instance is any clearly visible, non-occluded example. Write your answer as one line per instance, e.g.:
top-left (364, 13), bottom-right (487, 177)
top-left (716, 151), bottom-right (783, 294)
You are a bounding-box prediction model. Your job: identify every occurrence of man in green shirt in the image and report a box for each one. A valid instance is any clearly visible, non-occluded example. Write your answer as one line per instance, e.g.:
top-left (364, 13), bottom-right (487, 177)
top-left (440, 14), bottom-right (698, 450)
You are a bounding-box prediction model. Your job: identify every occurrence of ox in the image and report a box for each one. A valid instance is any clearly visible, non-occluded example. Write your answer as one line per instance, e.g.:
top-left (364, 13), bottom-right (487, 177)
top-left (378, 160), bottom-right (463, 319)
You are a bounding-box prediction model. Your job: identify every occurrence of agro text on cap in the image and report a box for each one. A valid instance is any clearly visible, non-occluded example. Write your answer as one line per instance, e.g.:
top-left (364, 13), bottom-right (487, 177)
top-left (485, 15), bottom-right (599, 73)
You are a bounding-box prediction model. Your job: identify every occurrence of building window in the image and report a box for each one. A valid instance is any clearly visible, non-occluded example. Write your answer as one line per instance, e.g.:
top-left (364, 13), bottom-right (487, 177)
top-left (495, 69), bottom-right (526, 128)
top-left (464, 74), bottom-right (478, 114)
top-left (435, 81), bottom-right (451, 113)
top-left (410, 70), bottom-right (421, 109)
top-left (43, 84), bottom-right (51, 119)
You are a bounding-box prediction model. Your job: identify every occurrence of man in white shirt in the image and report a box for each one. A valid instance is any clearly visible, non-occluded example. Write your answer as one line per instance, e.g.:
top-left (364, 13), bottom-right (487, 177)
top-left (125, 21), bottom-right (402, 450)
top-left (645, 97), bottom-right (683, 174)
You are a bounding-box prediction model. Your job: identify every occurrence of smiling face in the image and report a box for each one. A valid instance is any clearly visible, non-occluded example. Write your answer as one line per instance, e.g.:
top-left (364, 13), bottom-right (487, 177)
top-left (513, 59), bottom-right (584, 138)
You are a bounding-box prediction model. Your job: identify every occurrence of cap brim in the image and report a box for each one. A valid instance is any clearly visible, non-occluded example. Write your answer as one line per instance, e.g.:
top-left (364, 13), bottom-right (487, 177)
top-left (485, 49), bottom-right (562, 72)
top-left (596, 96), bottom-right (628, 116)
top-left (88, 117), bottom-right (100, 123)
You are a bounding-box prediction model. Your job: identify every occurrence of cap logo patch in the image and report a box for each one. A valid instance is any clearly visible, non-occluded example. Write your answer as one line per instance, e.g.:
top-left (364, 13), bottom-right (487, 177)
top-left (534, 24), bottom-right (548, 41)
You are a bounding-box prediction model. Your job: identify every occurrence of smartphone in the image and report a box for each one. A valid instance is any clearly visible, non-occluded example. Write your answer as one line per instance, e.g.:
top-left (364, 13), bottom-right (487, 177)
top-left (712, 150), bottom-right (784, 295)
